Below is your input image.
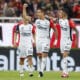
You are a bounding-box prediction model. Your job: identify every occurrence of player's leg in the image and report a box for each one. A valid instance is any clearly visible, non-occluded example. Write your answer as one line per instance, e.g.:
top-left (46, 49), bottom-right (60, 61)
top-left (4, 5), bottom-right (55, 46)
top-left (60, 41), bottom-right (72, 78)
top-left (18, 46), bottom-right (25, 77)
top-left (36, 41), bottom-right (43, 75)
top-left (38, 42), bottom-right (49, 77)
top-left (27, 55), bottom-right (34, 77)
top-left (19, 57), bottom-right (25, 77)
top-left (38, 53), bottom-right (48, 77)
top-left (26, 45), bottom-right (34, 77)
top-left (61, 51), bottom-right (69, 78)
top-left (37, 53), bottom-right (42, 73)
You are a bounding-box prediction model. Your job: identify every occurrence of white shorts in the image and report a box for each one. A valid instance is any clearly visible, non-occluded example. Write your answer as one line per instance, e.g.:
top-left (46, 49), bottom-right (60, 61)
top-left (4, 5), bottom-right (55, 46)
top-left (36, 38), bottom-right (50, 53)
top-left (18, 43), bottom-right (33, 58)
top-left (60, 39), bottom-right (72, 53)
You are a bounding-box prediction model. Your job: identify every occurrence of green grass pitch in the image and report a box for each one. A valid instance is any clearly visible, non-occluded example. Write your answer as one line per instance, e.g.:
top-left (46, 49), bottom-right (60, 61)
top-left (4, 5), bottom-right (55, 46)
top-left (0, 71), bottom-right (80, 80)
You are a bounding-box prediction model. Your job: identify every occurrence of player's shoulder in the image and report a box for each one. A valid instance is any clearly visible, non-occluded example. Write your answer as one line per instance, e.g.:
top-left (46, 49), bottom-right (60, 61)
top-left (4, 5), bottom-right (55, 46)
top-left (19, 23), bottom-right (24, 27)
top-left (45, 18), bottom-right (50, 22)
top-left (27, 23), bottom-right (32, 26)
top-left (16, 21), bottom-right (23, 27)
top-left (64, 19), bottom-right (69, 23)
top-left (58, 18), bottom-right (63, 22)
top-left (44, 19), bottom-right (50, 24)
top-left (17, 20), bottom-right (23, 25)
top-left (35, 19), bottom-right (40, 23)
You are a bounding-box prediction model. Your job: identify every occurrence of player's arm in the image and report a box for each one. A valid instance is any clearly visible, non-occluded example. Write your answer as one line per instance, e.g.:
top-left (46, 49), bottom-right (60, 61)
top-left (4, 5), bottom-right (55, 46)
top-left (32, 25), bottom-right (36, 47)
top-left (23, 4), bottom-right (28, 18)
top-left (13, 25), bottom-right (19, 48)
top-left (14, 32), bottom-right (17, 47)
top-left (23, 4), bottom-right (31, 21)
top-left (73, 28), bottom-right (78, 48)
top-left (69, 19), bottom-right (78, 47)
top-left (50, 19), bottom-right (58, 46)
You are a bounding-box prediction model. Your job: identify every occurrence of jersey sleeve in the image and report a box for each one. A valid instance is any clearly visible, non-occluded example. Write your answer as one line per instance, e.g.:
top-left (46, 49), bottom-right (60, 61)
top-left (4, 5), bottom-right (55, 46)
top-left (15, 21), bottom-right (23, 33)
top-left (50, 19), bottom-right (54, 29)
top-left (32, 24), bottom-right (36, 34)
top-left (13, 25), bottom-right (17, 32)
top-left (69, 19), bottom-right (76, 28)
top-left (35, 20), bottom-right (38, 26)
top-left (15, 24), bottom-right (20, 33)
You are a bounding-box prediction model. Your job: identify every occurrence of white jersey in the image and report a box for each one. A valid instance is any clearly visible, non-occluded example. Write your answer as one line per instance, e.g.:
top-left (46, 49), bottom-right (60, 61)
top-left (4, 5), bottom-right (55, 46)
top-left (35, 19), bottom-right (50, 39)
top-left (59, 19), bottom-right (72, 53)
top-left (18, 24), bottom-right (33, 46)
top-left (35, 19), bottom-right (53, 53)
top-left (16, 23), bottom-right (34, 57)
top-left (59, 19), bottom-right (71, 41)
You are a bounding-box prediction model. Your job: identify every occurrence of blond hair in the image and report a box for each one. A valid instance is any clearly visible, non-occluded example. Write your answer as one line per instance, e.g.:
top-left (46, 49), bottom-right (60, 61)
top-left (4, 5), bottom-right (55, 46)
top-left (62, 11), bottom-right (68, 19)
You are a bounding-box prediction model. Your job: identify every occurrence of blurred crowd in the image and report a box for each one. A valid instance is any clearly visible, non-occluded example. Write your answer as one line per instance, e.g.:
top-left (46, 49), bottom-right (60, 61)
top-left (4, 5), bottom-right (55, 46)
top-left (0, 0), bottom-right (80, 18)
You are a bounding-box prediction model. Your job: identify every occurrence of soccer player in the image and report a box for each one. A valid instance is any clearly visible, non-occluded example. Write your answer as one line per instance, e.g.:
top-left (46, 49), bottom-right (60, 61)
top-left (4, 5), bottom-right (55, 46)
top-left (57, 9), bottom-right (78, 78)
top-left (13, 4), bottom-right (35, 77)
top-left (23, 3), bottom-right (58, 77)
top-left (34, 9), bottom-right (58, 77)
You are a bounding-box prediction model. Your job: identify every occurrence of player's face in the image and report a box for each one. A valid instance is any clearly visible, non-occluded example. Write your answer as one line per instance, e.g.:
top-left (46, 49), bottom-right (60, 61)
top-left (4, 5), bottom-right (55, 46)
top-left (23, 18), bottom-right (29, 24)
top-left (36, 9), bottom-right (43, 18)
top-left (58, 10), bottom-right (63, 18)
top-left (23, 16), bottom-right (31, 24)
top-left (58, 10), bottom-right (68, 19)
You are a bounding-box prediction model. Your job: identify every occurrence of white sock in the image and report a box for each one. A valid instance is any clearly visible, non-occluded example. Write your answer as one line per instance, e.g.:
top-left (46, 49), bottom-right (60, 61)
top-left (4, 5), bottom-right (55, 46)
top-left (61, 57), bottom-right (68, 74)
top-left (37, 57), bottom-right (41, 72)
top-left (19, 65), bottom-right (24, 76)
top-left (19, 65), bottom-right (24, 73)
top-left (28, 65), bottom-right (34, 74)
top-left (40, 57), bottom-right (47, 73)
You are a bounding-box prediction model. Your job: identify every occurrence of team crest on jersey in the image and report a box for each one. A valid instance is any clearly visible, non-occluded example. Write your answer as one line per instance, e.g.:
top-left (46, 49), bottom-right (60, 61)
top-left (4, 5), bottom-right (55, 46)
top-left (37, 21), bottom-right (40, 25)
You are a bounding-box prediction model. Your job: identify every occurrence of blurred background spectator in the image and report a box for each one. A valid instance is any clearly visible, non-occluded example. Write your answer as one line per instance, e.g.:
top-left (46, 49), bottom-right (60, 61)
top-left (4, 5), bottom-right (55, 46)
top-left (73, 0), bottom-right (80, 18)
top-left (3, 0), bottom-right (16, 17)
top-left (0, 0), bottom-right (80, 19)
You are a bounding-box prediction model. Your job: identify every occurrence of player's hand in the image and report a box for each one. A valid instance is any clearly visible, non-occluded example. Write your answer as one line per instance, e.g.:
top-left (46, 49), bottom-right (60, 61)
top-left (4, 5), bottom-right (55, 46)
top-left (13, 44), bottom-right (18, 48)
top-left (23, 3), bottom-right (28, 8)
top-left (54, 39), bottom-right (57, 48)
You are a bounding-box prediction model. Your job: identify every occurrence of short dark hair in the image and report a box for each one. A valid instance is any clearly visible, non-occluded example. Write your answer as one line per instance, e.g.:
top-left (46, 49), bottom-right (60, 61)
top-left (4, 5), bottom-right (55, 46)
top-left (37, 7), bottom-right (46, 13)
top-left (59, 8), bottom-right (68, 14)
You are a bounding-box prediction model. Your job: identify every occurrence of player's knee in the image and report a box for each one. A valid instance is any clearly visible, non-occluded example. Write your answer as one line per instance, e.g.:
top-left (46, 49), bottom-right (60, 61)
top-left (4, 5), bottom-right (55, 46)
top-left (27, 56), bottom-right (32, 62)
top-left (42, 53), bottom-right (48, 57)
top-left (62, 52), bottom-right (68, 58)
top-left (20, 58), bottom-right (25, 65)
top-left (37, 53), bottom-right (42, 58)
